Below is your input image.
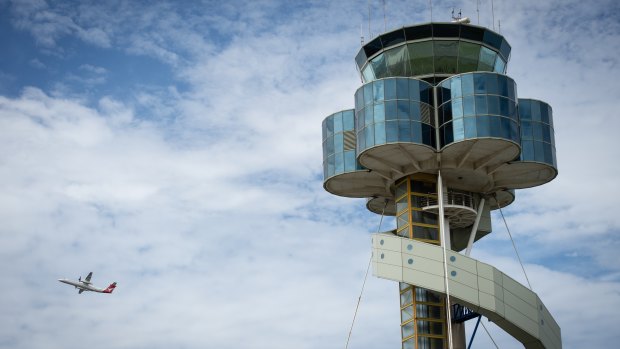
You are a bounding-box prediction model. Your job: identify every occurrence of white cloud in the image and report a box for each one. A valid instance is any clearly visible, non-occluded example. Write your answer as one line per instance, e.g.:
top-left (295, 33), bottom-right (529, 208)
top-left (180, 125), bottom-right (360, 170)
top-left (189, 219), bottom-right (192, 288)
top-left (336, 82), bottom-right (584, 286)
top-left (1, 1), bottom-right (619, 349)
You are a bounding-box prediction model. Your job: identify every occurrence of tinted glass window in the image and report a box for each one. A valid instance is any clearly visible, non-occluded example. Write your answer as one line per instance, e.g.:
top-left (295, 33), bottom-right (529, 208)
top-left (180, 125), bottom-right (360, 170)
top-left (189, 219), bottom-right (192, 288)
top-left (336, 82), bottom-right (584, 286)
top-left (364, 36), bottom-right (383, 58)
top-left (385, 100), bottom-right (397, 120)
top-left (404, 24), bottom-right (432, 40)
top-left (384, 79), bottom-right (397, 100)
top-left (433, 23), bottom-right (459, 37)
top-left (409, 41), bottom-right (434, 75)
top-left (396, 78), bottom-right (409, 99)
top-left (458, 42), bottom-right (480, 73)
top-left (381, 28), bottom-right (406, 47)
top-left (355, 49), bottom-right (367, 70)
top-left (373, 80), bottom-right (384, 101)
top-left (362, 65), bottom-right (375, 82)
top-left (483, 30), bottom-right (502, 50)
top-left (461, 74), bottom-right (474, 96)
top-left (478, 47), bottom-right (496, 71)
top-left (450, 76), bottom-right (462, 99)
top-left (385, 45), bottom-right (409, 77)
top-left (434, 40), bottom-right (458, 74)
top-left (371, 54), bottom-right (387, 79)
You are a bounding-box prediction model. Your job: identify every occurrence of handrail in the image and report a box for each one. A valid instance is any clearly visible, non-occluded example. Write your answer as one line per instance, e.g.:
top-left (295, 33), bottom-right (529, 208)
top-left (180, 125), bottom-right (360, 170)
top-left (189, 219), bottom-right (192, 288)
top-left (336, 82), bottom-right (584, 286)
top-left (422, 191), bottom-right (476, 210)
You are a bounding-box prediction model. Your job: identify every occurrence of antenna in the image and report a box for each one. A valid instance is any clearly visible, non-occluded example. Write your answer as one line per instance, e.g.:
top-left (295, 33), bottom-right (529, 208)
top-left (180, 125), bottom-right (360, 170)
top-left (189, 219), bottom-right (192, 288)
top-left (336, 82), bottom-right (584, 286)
top-left (360, 23), bottom-right (364, 46)
top-left (491, 0), bottom-right (496, 30)
top-left (383, 0), bottom-right (386, 32)
top-left (368, 0), bottom-right (372, 39)
top-left (429, 0), bottom-right (433, 22)
top-left (476, 0), bottom-right (480, 24)
top-left (451, 8), bottom-right (470, 24)
top-left (498, 19), bottom-right (501, 33)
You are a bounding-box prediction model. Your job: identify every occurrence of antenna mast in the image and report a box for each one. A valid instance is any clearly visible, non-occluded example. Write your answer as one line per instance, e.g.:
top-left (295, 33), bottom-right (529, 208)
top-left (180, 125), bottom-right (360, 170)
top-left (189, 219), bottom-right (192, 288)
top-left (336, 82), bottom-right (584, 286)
top-left (429, 0), bottom-right (433, 22)
top-left (383, 0), bottom-right (386, 32)
top-left (476, 0), bottom-right (480, 24)
top-left (368, 0), bottom-right (372, 39)
top-left (491, 0), bottom-right (496, 30)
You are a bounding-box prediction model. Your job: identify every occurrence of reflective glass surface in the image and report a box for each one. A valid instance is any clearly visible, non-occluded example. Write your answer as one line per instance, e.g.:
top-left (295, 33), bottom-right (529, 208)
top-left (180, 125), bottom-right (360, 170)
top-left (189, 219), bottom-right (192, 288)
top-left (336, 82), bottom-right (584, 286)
top-left (437, 72), bottom-right (520, 148)
top-left (518, 99), bottom-right (557, 167)
top-left (355, 78), bottom-right (435, 153)
top-left (321, 110), bottom-right (364, 179)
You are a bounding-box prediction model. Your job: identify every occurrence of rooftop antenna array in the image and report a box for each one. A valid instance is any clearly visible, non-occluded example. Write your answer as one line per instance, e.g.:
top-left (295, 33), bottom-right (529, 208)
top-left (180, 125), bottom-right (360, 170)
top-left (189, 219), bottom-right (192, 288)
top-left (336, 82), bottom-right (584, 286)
top-left (451, 8), bottom-right (471, 24)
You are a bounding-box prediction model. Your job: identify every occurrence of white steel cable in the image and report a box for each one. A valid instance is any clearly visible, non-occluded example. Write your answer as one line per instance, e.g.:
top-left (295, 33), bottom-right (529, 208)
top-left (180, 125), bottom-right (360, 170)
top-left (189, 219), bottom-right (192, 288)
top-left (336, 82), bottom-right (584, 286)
top-left (344, 201), bottom-right (387, 349)
top-left (481, 321), bottom-right (500, 349)
top-left (496, 201), bottom-right (533, 290)
top-left (437, 171), bottom-right (454, 349)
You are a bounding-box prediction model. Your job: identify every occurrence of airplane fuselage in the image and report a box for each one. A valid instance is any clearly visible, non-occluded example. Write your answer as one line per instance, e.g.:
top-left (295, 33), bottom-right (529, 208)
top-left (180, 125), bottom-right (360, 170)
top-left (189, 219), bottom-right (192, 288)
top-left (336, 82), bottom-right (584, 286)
top-left (58, 278), bottom-right (116, 294)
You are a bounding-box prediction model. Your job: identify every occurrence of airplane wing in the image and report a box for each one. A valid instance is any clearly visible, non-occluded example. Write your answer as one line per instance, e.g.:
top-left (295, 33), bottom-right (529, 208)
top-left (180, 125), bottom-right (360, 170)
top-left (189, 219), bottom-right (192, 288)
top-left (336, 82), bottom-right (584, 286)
top-left (79, 289), bottom-right (85, 294)
top-left (84, 272), bottom-right (93, 283)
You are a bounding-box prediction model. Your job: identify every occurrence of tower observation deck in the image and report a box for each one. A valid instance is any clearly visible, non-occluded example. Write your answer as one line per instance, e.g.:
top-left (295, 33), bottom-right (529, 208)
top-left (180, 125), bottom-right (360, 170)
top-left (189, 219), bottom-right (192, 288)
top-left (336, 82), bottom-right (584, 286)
top-left (321, 23), bottom-right (561, 349)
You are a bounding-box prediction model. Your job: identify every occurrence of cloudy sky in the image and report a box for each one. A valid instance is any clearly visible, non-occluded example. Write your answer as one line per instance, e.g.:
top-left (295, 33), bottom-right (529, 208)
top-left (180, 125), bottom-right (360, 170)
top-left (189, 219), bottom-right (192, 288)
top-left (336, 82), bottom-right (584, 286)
top-left (1, 0), bottom-right (619, 348)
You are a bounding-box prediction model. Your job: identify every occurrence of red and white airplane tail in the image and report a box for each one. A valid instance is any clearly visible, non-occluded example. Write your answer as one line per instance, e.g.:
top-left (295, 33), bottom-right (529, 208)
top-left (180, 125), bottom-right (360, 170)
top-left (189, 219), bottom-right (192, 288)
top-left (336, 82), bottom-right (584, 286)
top-left (103, 282), bottom-right (117, 294)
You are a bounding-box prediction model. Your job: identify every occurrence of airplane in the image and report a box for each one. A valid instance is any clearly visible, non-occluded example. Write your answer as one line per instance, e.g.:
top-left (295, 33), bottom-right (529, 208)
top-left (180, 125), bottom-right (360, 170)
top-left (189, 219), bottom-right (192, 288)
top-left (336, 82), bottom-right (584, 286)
top-left (58, 272), bottom-right (117, 294)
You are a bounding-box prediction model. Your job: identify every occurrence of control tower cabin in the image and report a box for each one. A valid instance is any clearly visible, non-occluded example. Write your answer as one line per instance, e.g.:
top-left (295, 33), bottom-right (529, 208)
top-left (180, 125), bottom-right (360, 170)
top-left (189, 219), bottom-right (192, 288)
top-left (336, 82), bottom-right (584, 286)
top-left (321, 23), bottom-right (560, 349)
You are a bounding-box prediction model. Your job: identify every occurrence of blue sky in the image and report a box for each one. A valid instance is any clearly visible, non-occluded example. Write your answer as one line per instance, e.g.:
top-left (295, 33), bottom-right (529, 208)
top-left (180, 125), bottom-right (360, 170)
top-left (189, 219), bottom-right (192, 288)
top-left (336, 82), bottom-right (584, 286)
top-left (1, 0), bottom-right (619, 348)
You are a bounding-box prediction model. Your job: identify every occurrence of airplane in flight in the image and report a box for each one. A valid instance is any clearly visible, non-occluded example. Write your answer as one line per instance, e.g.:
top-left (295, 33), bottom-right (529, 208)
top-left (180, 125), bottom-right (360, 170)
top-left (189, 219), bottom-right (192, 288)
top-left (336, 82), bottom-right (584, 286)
top-left (58, 272), bottom-right (117, 294)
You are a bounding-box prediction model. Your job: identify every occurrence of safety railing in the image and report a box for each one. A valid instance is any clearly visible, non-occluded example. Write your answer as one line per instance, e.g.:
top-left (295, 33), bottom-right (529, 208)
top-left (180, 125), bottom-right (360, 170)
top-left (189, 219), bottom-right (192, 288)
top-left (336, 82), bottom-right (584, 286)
top-left (421, 191), bottom-right (476, 210)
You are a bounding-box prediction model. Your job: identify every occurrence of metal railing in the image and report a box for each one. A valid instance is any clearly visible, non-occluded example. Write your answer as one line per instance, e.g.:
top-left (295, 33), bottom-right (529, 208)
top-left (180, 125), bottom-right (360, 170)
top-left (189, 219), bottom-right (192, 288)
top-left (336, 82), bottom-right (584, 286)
top-left (421, 191), bottom-right (476, 210)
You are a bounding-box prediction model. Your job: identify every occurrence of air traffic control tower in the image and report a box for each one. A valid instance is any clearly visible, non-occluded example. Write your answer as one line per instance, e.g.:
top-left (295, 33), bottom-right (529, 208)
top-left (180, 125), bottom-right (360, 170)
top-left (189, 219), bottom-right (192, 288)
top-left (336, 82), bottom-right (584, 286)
top-left (321, 22), bottom-right (561, 349)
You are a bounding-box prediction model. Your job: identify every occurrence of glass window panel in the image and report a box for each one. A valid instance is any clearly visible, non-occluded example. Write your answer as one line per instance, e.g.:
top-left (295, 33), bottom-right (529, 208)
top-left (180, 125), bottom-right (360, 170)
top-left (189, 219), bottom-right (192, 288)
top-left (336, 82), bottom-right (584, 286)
top-left (344, 150), bottom-right (356, 172)
top-left (490, 116), bottom-right (501, 137)
top-left (374, 103), bottom-right (385, 122)
top-left (402, 322), bottom-right (415, 341)
top-left (364, 124), bottom-right (374, 146)
top-left (400, 282), bottom-right (410, 291)
top-left (343, 110), bottom-right (355, 131)
top-left (373, 80), bottom-right (385, 102)
top-left (474, 73), bottom-right (486, 94)
top-left (521, 120), bottom-right (534, 139)
top-left (442, 123), bottom-right (453, 146)
top-left (417, 320), bottom-right (444, 335)
top-left (409, 41), bottom-right (434, 75)
top-left (450, 76), bottom-right (462, 99)
top-left (362, 65), bottom-right (375, 82)
top-left (464, 117), bottom-right (477, 138)
top-left (325, 136), bottom-right (334, 155)
top-left (327, 154), bottom-right (335, 177)
top-left (355, 89), bottom-right (364, 111)
top-left (463, 96), bottom-right (475, 116)
top-left (375, 122), bottom-right (386, 144)
top-left (409, 102), bottom-right (421, 121)
top-left (386, 100), bottom-right (398, 120)
top-left (475, 95), bottom-right (488, 114)
top-left (477, 116), bottom-right (490, 137)
top-left (400, 289), bottom-right (413, 306)
top-left (420, 104), bottom-right (432, 124)
top-left (510, 119), bottom-right (519, 142)
top-left (420, 84), bottom-right (431, 105)
top-left (499, 97), bottom-right (509, 117)
top-left (494, 57), bottom-right (506, 73)
top-left (409, 79), bottom-right (420, 101)
top-left (365, 106), bottom-right (374, 126)
top-left (385, 45), bottom-right (409, 77)
top-left (519, 99), bottom-right (532, 119)
top-left (334, 112), bottom-right (343, 133)
top-left (399, 121), bottom-right (412, 142)
top-left (356, 109), bottom-right (365, 130)
top-left (487, 95), bottom-right (500, 115)
top-left (401, 306), bottom-right (414, 322)
top-left (416, 304), bottom-right (442, 319)
top-left (458, 42), bottom-right (481, 73)
top-left (325, 117), bottom-right (334, 138)
top-left (385, 78), bottom-right (397, 100)
top-left (396, 182), bottom-right (408, 200)
top-left (396, 196), bottom-right (409, 213)
top-left (452, 98), bottom-right (463, 119)
top-left (386, 119), bottom-right (398, 140)
top-left (453, 118), bottom-right (464, 141)
top-left (535, 141), bottom-right (545, 162)
top-left (403, 337), bottom-right (415, 349)
top-left (335, 152), bottom-right (344, 173)
top-left (411, 122), bottom-right (422, 143)
top-left (540, 103), bottom-right (550, 124)
top-left (507, 79), bottom-right (516, 100)
top-left (522, 140), bottom-right (534, 160)
top-left (417, 336), bottom-right (444, 349)
top-left (411, 181), bottom-right (436, 194)
top-left (531, 102), bottom-right (541, 121)
top-left (357, 129), bottom-right (365, 150)
top-left (544, 144), bottom-right (553, 164)
top-left (413, 225), bottom-right (438, 241)
top-left (397, 227), bottom-right (410, 238)
top-left (364, 84), bottom-right (373, 106)
top-left (434, 40), bottom-right (458, 74)
top-left (498, 75), bottom-right (509, 96)
top-left (334, 133), bottom-right (343, 150)
top-left (478, 46), bottom-right (497, 71)
top-left (398, 100), bottom-right (410, 119)
top-left (370, 53), bottom-right (388, 79)
top-left (500, 117), bottom-right (512, 140)
top-left (543, 125), bottom-right (551, 143)
top-left (397, 78), bottom-right (409, 99)
top-left (411, 210), bottom-right (438, 225)
top-left (534, 123), bottom-right (543, 141)
top-left (422, 123), bottom-right (434, 147)
top-left (461, 74), bottom-right (474, 96)
top-left (485, 73), bottom-right (499, 95)
top-left (416, 289), bottom-right (442, 303)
